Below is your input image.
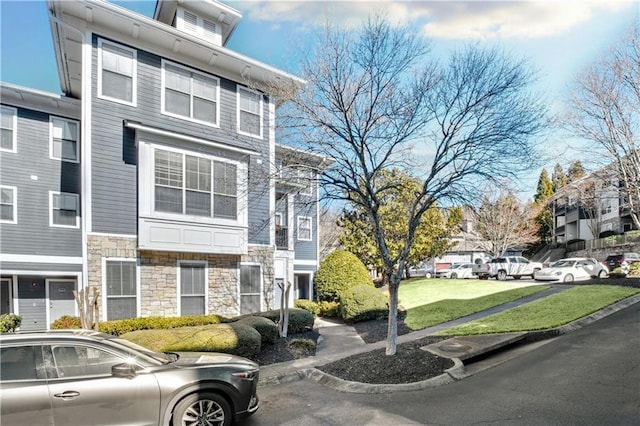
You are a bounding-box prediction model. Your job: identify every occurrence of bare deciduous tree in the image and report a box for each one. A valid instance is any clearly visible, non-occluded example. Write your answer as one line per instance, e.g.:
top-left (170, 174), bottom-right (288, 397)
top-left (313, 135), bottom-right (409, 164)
top-left (564, 25), bottom-right (640, 229)
top-left (280, 17), bottom-right (546, 355)
top-left (474, 187), bottom-right (540, 257)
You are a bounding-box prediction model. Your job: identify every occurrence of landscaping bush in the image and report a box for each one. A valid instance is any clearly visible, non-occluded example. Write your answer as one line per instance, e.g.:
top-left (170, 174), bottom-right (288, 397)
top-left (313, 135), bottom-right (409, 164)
top-left (121, 322), bottom-right (262, 359)
top-left (317, 301), bottom-right (340, 317)
top-left (235, 316), bottom-right (278, 344)
top-left (255, 308), bottom-right (315, 334)
top-left (294, 299), bottom-right (320, 316)
top-left (0, 314), bottom-right (22, 333)
top-left (99, 314), bottom-right (229, 336)
top-left (629, 261), bottom-right (640, 277)
top-left (339, 285), bottom-right (389, 323)
top-left (51, 315), bottom-right (82, 330)
top-left (315, 250), bottom-right (373, 302)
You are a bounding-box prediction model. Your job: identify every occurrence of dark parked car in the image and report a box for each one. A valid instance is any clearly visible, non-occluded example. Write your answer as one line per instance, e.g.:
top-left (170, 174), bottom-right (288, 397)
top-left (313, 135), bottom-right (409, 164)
top-left (406, 262), bottom-right (435, 278)
top-left (605, 252), bottom-right (640, 276)
top-left (0, 330), bottom-right (260, 426)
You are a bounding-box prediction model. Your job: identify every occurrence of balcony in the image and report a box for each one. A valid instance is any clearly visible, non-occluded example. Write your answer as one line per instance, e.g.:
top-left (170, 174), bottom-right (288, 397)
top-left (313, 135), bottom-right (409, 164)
top-left (276, 226), bottom-right (289, 250)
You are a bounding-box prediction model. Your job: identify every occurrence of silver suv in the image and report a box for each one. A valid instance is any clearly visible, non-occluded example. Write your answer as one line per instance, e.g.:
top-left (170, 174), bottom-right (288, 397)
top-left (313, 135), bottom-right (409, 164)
top-left (0, 330), bottom-right (260, 426)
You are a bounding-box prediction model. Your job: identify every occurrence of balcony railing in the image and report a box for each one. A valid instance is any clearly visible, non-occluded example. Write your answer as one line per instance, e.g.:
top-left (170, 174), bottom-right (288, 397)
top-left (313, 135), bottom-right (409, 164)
top-left (276, 226), bottom-right (288, 250)
top-left (566, 230), bottom-right (640, 253)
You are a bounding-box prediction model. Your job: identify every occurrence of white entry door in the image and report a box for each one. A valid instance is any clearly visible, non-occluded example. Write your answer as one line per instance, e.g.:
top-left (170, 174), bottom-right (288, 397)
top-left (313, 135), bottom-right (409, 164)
top-left (48, 280), bottom-right (77, 326)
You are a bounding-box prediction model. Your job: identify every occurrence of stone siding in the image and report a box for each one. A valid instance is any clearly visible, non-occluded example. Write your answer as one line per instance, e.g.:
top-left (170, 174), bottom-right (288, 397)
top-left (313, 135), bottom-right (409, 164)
top-left (86, 235), bottom-right (276, 319)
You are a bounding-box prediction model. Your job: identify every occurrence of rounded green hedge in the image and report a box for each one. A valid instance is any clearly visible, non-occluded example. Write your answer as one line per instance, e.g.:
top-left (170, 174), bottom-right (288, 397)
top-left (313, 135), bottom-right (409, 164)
top-left (315, 250), bottom-right (373, 302)
top-left (121, 322), bottom-right (262, 359)
top-left (255, 308), bottom-right (315, 334)
top-left (339, 285), bottom-right (389, 323)
top-left (235, 316), bottom-right (278, 344)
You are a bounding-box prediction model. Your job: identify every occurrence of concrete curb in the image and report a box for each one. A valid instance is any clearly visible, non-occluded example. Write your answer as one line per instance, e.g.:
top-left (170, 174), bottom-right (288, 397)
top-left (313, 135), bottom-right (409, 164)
top-left (258, 292), bottom-right (640, 391)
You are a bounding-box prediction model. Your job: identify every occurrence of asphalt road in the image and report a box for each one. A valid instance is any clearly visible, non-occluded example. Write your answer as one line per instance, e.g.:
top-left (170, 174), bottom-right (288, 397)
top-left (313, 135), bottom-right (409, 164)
top-left (245, 302), bottom-right (640, 426)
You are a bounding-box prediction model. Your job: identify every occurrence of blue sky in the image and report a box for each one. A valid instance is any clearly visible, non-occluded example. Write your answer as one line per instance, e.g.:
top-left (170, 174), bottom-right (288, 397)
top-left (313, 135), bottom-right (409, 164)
top-left (1, 0), bottom-right (638, 195)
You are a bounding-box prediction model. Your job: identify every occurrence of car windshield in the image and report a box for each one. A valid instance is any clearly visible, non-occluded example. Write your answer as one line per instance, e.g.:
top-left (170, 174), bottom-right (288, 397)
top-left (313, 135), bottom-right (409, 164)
top-left (109, 337), bottom-right (176, 364)
top-left (551, 260), bottom-right (577, 268)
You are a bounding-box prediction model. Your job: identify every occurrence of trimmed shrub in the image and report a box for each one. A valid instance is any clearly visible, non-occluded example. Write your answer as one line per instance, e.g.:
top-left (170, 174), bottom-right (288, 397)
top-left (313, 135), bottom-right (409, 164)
top-left (0, 314), bottom-right (22, 333)
top-left (255, 308), bottom-right (315, 334)
top-left (294, 299), bottom-right (319, 316)
top-left (629, 261), bottom-right (640, 277)
top-left (339, 285), bottom-right (389, 323)
top-left (317, 301), bottom-right (340, 318)
top-left (99, 314), bottom-right (229, 336)
top-left (51, 315), bottom-right (82, 330)
top-left (286, 338), bottom-right (316, 358)
top-left (235, 316), bottom-right (278, 344)
top-left (121, 322), bottom-right (262, 359)
top-left (315, 250), bottom-right (373, 302)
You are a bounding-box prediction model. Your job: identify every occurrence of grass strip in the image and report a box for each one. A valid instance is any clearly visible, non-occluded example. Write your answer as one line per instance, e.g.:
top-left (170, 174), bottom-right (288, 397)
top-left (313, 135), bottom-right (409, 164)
top-left (404, 285), bottom-right (548, 331)
top-left (439, 285), bottom-right (640, 336)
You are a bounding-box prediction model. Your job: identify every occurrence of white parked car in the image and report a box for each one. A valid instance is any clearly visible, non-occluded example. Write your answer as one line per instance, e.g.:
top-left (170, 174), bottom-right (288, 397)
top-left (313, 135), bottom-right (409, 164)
top-left (534, 257), bottom-right (609, 283)
top-left (436, 263), bottom-right (476, 279)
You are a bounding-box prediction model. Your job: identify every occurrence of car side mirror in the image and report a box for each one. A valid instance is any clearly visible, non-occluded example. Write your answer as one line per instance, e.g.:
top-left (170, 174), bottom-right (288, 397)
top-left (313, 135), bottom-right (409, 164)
top-left (112, 363), bottom-right (137, 378)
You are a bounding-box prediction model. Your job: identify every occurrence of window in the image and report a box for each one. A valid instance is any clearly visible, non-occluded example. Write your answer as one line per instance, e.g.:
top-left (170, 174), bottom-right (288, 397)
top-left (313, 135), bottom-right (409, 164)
top-left (297, 216), bottom-right (312, 241)
top-left (162, 61), bottom-right (219, 126)
top-left (237, 87), bottom-right (262, 138)
top-left (50, 117), bottom-right (79, 162)
top-left (240, 265), bottom-right (261, 315)
top-left (0, 186), bottom-right (16, 223)
top-left (98, 39), bottom-right (136, 105)
top-left (50, 192), bottom-right (79, 228)
top-left (154, 148), bottom-right (237, 220)
top-left (0, 346), bottom-right (38, 381)
top-left (105, 260), bottom-right (137, 321)
top-left (52, 345), bottom-right (124, 378)
top-left (1, 105), bottom-right (17, 152)
top-left (179, 262), bottom-right (206, 316)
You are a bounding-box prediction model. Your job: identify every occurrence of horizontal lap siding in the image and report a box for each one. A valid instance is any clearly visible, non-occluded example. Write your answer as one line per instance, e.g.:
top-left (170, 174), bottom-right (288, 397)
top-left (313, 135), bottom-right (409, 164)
top-left (0, 107), bottom-right (81, 257)
top-left (90, 35), bottom-right (271, 244)
top-left (294, 193), bottom-right (318, 261)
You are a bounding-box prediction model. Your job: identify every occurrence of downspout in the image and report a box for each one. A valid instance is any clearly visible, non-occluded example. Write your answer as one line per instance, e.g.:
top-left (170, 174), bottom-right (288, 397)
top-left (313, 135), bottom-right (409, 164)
top-left (47, 11), bottom-right (91, 299)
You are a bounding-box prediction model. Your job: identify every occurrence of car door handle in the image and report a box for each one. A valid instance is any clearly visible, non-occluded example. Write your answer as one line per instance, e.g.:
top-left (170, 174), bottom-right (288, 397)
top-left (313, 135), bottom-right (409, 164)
top-left (54, 391), bottom-right (80, 400)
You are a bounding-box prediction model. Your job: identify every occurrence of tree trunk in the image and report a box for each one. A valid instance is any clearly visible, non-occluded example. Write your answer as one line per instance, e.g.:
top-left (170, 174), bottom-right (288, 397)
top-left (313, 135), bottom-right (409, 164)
top-left (385, 281), bottom-right (399, 355)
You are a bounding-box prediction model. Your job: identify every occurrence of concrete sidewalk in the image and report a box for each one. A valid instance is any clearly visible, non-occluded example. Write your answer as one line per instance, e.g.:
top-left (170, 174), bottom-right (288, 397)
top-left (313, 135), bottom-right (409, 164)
top-left (258, 286), bottom-right (640, 392)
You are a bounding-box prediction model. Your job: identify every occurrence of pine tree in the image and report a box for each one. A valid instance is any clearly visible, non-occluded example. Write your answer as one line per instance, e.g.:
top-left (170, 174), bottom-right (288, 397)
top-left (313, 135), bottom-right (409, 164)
top-left (567, 161), bottom-right (586, 182)
top-left (551, 163), bottom-right (568, 191)
top-left (534, 168), bottom-right (554, 204)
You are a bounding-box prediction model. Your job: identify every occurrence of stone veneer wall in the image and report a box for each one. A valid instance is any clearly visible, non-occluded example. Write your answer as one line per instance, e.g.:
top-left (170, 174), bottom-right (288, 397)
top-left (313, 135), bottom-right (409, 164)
top-left (86, 235), bottom-right (276, 319)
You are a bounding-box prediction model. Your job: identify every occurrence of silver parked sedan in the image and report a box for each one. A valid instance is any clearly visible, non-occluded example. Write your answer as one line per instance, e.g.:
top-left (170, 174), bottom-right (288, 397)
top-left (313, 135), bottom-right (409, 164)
top-left (0, 330), bottom-right (259, 426)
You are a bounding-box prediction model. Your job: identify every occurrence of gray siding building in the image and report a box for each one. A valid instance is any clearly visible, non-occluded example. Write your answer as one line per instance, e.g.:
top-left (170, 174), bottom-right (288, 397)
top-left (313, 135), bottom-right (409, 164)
top-left (0, 0), bottom-right (325, 330)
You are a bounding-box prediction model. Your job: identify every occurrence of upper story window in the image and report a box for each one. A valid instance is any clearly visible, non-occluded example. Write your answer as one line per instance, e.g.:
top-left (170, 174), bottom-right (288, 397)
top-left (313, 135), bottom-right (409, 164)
top-left (297, 216), bottom-right (312, 241)
top-left (50, 117), bottom-right (79, 163)
top-left (162, 61), bottom-right (219, 126)
top-left (237, 86), bottom-right (262, 139)
top-left (0, 186), bottom-right (17, 224)
top-left (50, 191), bottom-right (79, 228)
top-left (1, 106), bottom-right (17, 153)
top-left (154, 148), bottom-right (237, 220)
top-left (98, 39), bottom-right (137, 106)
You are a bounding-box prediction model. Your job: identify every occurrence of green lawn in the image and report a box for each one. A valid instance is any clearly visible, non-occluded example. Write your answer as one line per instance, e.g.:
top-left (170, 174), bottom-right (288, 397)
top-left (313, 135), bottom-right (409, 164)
top-left (439, 285), bottom-right (640, 336)
top-left (403, 283), bottom-right (548, 331)
top-left (399, 278), bottom-right (546, 309)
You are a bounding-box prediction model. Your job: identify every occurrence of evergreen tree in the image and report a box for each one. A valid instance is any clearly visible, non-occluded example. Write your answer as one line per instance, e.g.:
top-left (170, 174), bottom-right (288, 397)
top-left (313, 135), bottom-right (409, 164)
top-left (551, 163), bottom-right (568, 191)
top-left (534, 168), bottom-right (554, 204)
top-left (567, 161), bottom-right (586, 182)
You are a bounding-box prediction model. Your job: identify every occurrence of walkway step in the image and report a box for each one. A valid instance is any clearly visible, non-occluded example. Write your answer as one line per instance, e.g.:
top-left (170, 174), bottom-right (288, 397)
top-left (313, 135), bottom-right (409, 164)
top-left (421, 332), bottom-right (528, 361)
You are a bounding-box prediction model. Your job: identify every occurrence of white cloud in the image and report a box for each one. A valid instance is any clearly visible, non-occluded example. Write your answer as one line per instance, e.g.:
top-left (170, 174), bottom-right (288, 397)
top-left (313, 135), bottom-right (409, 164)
top-left (233, 0), bottom-right (636, 40)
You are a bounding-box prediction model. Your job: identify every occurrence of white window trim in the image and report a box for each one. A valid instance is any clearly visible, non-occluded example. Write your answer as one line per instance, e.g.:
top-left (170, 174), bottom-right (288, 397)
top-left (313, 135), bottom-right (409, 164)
top-left (97, 38), bottom-right (137, 106)
top-left (49, 191), bottom-right (80, 229)
top-left (49, 116), bottom-right (80, 163)
top-left (102, 257), bottom-right (139, 321)
top-left (237, 86), bottom-right (263, 139)
top-left (177, 260), bottom-right (209, 316)
top-left (297, 216), bottom-right (312, 241)
top-left (161, 59), bottom-right (220, 128)
top-left (0, 185), bottom-right (17, 224)
top-left (1, 105), bottom-right (17, 153)
top-left (149, 143), bottom-right (246, 226)
top-left (0, 277), bottom-right (13, 315)
top-left (239, 263), bottom-right (263, 315)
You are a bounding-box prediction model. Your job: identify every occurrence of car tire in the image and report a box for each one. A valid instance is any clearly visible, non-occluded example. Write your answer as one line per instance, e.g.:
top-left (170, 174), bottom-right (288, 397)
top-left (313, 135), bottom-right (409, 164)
top-left (425, 272), bottom-right (432, 279)
top-left (497, 270), bottom-right (507, 281)
top-left (172, 392), bottom-right (232, 426)
top-left (598, 270), bottom-right (607, 279)
top-left (451, 273), bottom-right (458, 279)
top-left (563, 274), bottom-right (574, 283)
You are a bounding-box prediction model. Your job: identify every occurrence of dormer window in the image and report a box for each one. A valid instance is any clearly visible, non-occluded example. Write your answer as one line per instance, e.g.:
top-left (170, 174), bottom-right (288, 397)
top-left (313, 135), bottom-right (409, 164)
top-left (176, 7), bottom-right (222, 46)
